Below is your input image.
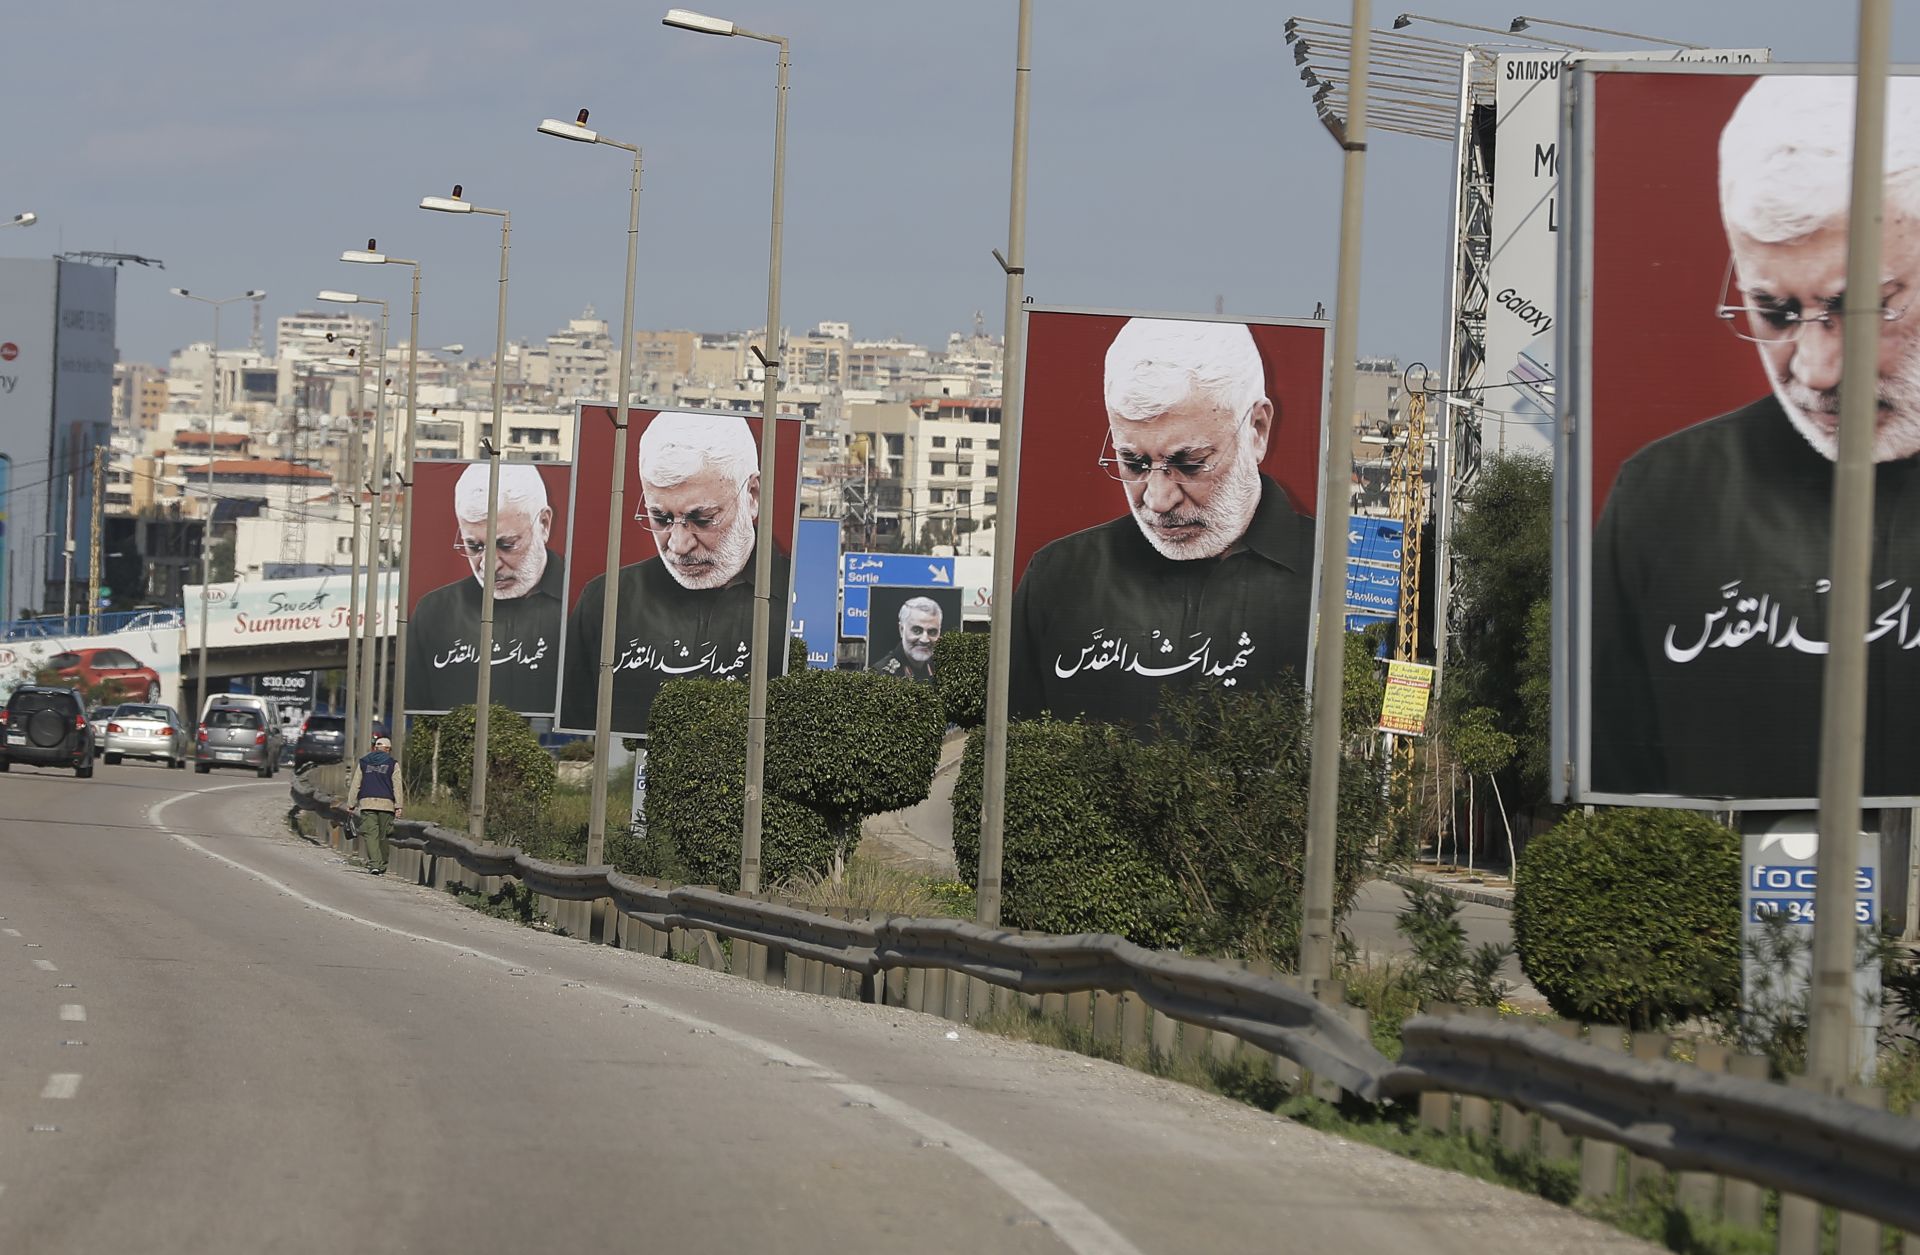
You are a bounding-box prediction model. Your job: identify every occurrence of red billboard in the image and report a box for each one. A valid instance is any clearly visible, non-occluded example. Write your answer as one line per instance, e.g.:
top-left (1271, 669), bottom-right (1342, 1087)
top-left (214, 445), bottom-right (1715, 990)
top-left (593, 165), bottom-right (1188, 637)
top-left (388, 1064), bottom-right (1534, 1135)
top-left (1008, 307), bottom-right (1328, 732)
top-left (556, 406), bottom-right (802, 737)
top-left (402, 459), bottom-right (572, 716)
top-left (1566, 67), bottom-right (1920, 805)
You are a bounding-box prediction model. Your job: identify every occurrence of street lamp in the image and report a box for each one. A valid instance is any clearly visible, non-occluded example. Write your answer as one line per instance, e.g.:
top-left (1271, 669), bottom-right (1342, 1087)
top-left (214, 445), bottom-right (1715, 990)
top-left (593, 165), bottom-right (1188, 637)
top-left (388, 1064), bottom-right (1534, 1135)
top-left (3, 212), bottom-right (36, 229)
top-left (1509, 15), bottom-right (1702, 48)
top-left (537, 107), bottom-right (643, 868)
top-left (663, 6), bottom-right (790, 895)
top-left (421, 184), bottom-right (511, 845)
top-left (168, 287), bottom-right (266, 718)
top-left (319, 290), bottom-right (392, 754)
top-left (313, 328), bottom-right (371, 743)
top-left (342, 240), bottom-right (423, 765)
top-left (1392, 12), bottom-right (1590, 47)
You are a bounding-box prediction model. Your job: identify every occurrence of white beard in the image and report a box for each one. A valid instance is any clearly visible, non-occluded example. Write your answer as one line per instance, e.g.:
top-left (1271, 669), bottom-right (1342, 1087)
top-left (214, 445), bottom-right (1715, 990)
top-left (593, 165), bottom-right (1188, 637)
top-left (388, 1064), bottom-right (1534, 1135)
top-left (495, 547), bottom-right (548, 599)
top-left (1130, 455), bottom-right (1262, 561)
top-left (1772, 347), bottom-right (1920, 463)
top-left (664, 508), bottom-right (757, 590)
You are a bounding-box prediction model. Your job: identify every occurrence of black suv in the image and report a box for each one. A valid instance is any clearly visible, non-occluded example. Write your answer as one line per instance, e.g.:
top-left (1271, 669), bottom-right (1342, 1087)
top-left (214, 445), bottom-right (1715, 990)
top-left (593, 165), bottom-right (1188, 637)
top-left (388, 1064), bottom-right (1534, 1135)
top-left (0, 686), bottom-right (97, 777)
top-left (293, 713), bottom-right (347, 770)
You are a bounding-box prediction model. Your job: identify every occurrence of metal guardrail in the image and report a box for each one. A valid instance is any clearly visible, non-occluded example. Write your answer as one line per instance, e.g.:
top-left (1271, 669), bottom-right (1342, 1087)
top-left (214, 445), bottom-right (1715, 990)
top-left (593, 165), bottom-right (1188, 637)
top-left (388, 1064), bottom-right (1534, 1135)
top-left (290, 775), bottom-right (1920, 1237)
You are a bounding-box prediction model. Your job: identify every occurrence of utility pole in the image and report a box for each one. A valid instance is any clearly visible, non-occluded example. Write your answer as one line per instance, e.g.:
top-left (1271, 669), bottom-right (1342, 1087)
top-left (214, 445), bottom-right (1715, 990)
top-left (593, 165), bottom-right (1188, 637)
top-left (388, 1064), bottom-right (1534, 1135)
top-left (88, 445), bottom-right (105, 633)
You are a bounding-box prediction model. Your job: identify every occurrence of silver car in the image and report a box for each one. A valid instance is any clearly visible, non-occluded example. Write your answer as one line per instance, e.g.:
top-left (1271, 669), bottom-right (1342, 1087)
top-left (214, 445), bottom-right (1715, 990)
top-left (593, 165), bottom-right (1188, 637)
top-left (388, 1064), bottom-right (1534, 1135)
top-left (195, 707), bottom-right (277, 777)
top-left (102, 703), bottom-right (191, 769)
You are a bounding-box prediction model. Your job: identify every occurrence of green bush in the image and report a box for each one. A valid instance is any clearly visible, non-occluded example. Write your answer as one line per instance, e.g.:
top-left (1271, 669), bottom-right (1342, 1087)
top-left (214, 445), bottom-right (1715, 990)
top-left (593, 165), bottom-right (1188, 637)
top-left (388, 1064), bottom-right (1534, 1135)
top-left (403, 704), bottom-right (555, 817)
top-left (933, 630), bottom-right (990, 728)
top-left (1513, 807), bottom-right (1740, 1028)
top-left (951, 680), bottom-right (1382, 963)
top-left (787, 634), bottom-right (809, 675)
top-left (644, 680), bottom-right (835, 889)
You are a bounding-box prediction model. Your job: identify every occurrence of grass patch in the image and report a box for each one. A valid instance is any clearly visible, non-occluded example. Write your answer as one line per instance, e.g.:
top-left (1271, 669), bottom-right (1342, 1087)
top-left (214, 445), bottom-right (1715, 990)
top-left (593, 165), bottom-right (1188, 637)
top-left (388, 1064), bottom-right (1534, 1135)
top-left (445, 880), bottom-right (544, 928)
top-left (774, 854), bottom-right (969, 917)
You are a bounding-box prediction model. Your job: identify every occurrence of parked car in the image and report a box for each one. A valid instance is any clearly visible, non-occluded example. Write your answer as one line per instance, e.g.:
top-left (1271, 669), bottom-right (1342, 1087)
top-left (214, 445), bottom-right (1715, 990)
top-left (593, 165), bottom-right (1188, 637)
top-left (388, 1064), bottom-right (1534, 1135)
top-left (194, 707), bottom-right (277, 777)
top-left (3, 619), bottom-right (59, 641)
top-left (123, 609), bottom-right (184, 632)
top-left (0, 685), bottom-right (96, 777)
top-left (90, 706), bottom-right (116, 757)
top-left (47, 648), bottom-right (162, 703)
top-left (102, 703), bottom-right (191, 769)
top-left (293, 712), bottom-right (347, 770)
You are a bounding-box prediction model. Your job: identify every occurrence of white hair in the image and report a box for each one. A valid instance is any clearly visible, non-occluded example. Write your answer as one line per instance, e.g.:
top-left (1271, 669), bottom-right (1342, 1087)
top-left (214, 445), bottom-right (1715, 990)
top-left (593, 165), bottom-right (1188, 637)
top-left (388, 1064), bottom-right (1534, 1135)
top-left (637, 411), bottom-right (759, 487)
top-left (898, 596), bottom-right (942, 628)
top-left (454, 461), bottom-right (549, 522)
top-left (1103, 318), bottom-right (1267, 424)
top-left (1720, 75), bottom-right (1920, 244)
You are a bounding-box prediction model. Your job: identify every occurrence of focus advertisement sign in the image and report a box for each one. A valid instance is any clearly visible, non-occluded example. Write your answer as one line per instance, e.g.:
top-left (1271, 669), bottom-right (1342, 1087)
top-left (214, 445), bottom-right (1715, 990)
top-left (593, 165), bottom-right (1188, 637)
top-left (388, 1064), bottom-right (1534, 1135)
top-left (1486, 48), bottom-right (1769, 457)
top-left (1378, 661), bottom-right (1435, 737)
top-left (1559, 65), bottom-right (1920, 806)
top-left (555, 406), bottom-right (802, 738)
top-left (402, 459), bottom-right (573, 716)
top-left (841, 552), bottom-right (958, 685)
top-left (0, 625), bottom-right (182, 709)
top-left (185, 574), bottom-right (393, 649)
top-left (1008, 306), bottom-right (1328, 733)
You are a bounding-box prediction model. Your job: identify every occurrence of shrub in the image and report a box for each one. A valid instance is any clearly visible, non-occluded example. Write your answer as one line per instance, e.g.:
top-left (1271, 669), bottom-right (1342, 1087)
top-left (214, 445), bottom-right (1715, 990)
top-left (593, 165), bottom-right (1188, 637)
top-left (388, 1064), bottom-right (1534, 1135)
top-left (644, 680), bottom-right (834, 889)
top-left (403, 704), bottom-right (555, 817)
top-left (933, 630), bottom-right (990, 728)
top-left (787, 634), bottom-right (808, 675)
top-left (1513, 807), bottom-right (1740, 1028)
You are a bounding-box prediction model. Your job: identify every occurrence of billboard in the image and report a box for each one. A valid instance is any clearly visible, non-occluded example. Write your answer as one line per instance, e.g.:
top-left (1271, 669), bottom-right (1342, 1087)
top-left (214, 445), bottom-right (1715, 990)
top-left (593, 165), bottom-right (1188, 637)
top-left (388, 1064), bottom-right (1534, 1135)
top-left (1008, 306), bottom-right (1328, 731)
top-left (790, 518), bottom-right (841, 670)
top-left (402, 459), bottom-right (573, 716)
top-left (185, 573), bottom-right (395, 648)
top-left (1486, 49), bottom-right (1769, 458)
top-left (556, 406), bottom-right (802, 737)
top-left (0, 261), bottom-right (59, 624)
top-left (1559, 65), bottom-right (1920, 806)
top-left (1378, 661), bottom-right (1435, 736)
top-left (0, 624), bottom-right (183, 711)
top-left (841, 551), bottom-right (959, 684)
top-left (52, 262), bottom-right (117, 589)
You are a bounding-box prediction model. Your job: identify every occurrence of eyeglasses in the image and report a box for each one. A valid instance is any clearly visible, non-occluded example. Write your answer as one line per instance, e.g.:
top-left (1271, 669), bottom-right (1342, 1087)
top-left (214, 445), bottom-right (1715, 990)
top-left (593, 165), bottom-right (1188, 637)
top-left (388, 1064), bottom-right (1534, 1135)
top-left (452, 533), bottom-right (525, 557)
top-left (1096, 401), bottom-right (1257, 484)
top-left (635, 477), bottom-right (752, 531)
top-left (1714, 255), bottom-right (1912, 345)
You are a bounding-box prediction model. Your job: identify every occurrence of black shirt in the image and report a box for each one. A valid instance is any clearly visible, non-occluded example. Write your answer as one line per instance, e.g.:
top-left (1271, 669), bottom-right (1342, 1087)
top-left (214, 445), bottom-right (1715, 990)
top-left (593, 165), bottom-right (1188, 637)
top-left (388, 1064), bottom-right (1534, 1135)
top-left (404, 552), bottom-right (564, 715)
top-left (1009, 475), bottom-right (1315, 729)
top-left (874, 647), bottom-right (934, 683)
top-left (1592, 393), bottom-right (1920, 800)
top-left (560, 550), bottom-right (791, 736)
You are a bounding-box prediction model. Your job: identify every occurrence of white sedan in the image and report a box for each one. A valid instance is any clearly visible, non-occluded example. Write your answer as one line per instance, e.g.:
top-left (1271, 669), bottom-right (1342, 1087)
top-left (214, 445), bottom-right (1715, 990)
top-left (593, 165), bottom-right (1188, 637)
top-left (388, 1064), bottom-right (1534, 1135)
top-left (102, 703), bottom-right (191, 769)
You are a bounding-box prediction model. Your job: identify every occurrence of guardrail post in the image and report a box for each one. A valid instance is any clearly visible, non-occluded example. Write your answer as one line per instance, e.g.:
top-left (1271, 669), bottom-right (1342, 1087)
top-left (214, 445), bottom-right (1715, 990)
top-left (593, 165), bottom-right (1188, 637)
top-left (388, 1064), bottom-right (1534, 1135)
top-left (1776, 1073), bottom-right (1826, 1255)
top-left (967, 976), bottom-right (993, 1022)
top-left (1093, 990), bottom-right (1120, 1047)
top-left (924, 967), bottom-right (948, 1018)
top-left (762, 942), bottom-right (785, 985)
top-left (942, 969), bottom-right (969, 1021)
top-left (905, 967), bottom-right (926, 1012)
top-left (1120, 992), bottom-right (1148, 1059)
top-left (1676, 1042), bottom-right (1729, 1218)
top-left (1535, 1019), bottom-right (1581, 1160)
top-left (1417, 1002), bottom-right (1458, 1132)
top-left (1150, 1005), bottom-right (1176, 1060)
top-left (1064, 990), bottom-right (1091, 1038)
top-left (1455, 1006), bottom-right (1496, 1139)
top-left (882, 964), bottom-right (904, 1006)
top-left (1719, 1052), bottom-right (1770, 1229)
top-left (1836, 1085), bottom-right (1886, 1255)
top-left (1627, 1032), bottom-right (1673, 1201)
top-left (1039, 990), bottom-right (1066, 1021)
top-left (1578, 1025), bottom-right (1626, 1201)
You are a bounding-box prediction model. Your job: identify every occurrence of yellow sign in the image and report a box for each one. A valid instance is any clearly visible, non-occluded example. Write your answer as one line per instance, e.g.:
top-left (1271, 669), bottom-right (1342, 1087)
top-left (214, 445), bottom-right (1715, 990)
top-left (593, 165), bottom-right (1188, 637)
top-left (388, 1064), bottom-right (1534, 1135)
top-left (1378, 661), bottom-right (1435, 736)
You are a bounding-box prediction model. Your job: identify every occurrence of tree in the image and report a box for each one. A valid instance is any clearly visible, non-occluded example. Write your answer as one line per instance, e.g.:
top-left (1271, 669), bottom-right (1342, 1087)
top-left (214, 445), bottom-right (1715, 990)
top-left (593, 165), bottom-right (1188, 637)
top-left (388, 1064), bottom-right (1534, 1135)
top-left (1445, 452), bottom-right (1553, 809)
top-left (1452, 706), bottom-right (1517, 871)
top-left (932, 630), bottom-right (990, 729)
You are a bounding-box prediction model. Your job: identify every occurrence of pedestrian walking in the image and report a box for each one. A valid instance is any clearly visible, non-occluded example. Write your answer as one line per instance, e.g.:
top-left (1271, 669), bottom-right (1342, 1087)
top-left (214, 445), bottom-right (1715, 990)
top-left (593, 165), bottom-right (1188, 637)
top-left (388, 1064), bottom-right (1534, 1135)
top-left (347, 735), bottom-right (404, 875)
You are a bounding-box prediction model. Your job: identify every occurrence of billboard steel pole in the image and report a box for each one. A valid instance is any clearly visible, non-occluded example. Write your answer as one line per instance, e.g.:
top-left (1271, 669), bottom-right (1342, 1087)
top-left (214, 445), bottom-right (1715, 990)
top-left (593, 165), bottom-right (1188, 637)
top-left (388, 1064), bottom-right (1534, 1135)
top-left (1808, 0), bottom-right (1893, 1090)
top-left (976, 0), bottom-right (1033, 928)
top-left (1300, 0), bottom-right (1372, 983)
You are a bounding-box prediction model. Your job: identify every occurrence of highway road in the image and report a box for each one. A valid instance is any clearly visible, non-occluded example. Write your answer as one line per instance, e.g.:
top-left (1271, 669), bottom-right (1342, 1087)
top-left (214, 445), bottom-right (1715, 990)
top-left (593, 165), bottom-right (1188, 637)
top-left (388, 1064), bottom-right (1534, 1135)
top-left (0, 765), bottom-right (1652, 1254)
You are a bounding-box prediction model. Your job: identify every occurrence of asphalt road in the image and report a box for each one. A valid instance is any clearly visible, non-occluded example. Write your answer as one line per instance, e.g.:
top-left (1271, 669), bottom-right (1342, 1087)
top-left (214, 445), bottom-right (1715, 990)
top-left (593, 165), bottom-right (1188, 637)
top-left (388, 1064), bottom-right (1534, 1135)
top-left (0, 763), bottom-right (1650, 1254)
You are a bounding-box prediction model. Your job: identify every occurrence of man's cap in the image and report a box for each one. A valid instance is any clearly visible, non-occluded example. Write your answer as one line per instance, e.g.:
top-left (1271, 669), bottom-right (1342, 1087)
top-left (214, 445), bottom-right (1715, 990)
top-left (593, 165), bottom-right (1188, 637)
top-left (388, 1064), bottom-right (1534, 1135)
top-left (374, 736), bottom-right (393, 749)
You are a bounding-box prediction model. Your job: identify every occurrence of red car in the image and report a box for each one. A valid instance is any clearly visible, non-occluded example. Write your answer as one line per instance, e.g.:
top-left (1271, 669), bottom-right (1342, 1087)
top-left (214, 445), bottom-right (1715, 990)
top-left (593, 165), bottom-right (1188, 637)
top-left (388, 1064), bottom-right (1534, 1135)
top-left (47, 648), bottom-right (163, 703)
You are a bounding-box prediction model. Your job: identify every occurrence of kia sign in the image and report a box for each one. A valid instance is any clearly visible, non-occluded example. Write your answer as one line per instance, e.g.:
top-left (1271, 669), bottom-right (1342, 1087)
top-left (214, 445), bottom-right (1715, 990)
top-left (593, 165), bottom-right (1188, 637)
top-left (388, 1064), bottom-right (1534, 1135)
top-left (185, 574), bottom-right (395, 648)
top-left (0, 343), bottom-right (16, 361)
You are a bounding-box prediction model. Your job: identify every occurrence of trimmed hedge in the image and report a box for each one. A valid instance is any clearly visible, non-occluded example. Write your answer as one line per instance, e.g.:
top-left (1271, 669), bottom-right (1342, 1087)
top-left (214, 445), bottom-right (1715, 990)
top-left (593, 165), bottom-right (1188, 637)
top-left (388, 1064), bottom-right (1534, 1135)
top-left (932, 630), bottom-right (990, 728)
top-left (647, 669), bottom-right (945, 889)
top-left (1513, 807), bottom-right (1741, 1028)
top-left (403, 703), bottom-right (555, 814)
top-left (952, 680), bottom-right (1380, 961)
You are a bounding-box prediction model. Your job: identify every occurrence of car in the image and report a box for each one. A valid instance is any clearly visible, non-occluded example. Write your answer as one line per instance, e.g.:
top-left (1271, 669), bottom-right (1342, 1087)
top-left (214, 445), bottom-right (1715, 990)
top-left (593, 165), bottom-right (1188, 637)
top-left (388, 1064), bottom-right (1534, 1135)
top-left (200, 694), bottom-right (285, 763)
top-left (47, 648), bottom-right (162, 703)
top-left (194, 707), bottom-right (277, 777)
top-left (0, 685), bottom-right (96, 777)
top-left (101, 702), bottom-right (191, 769)
top-left (89, 706), bottom-right (116, 756)
top-left (3, 619), bottom-right (59, 641)
top-left (293, 712), bottom-right (347, 770)
top-left (123, 609), bottom-right (184, 632)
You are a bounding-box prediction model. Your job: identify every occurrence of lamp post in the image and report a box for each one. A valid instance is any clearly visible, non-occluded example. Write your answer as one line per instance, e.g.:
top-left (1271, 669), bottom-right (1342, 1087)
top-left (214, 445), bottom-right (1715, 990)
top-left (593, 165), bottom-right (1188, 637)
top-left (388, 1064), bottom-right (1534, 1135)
top-left (341, 243), bottom-right (423, 764)
top-left (1508, 15), bottom-right (1701, 48)
top-left (2, 212), bottom-right (36, 230)
top-left (1391, 11), bottom-right (1590, 47)
top-left (537, 108), bottom-right (643, 868)
top-left (319, 290), bottom-right (391, 753)
top-left (663, 6), bottom-right (789, 894)
top-left (421, 185), bottom-right (511, 845)
top-left (320, 332), bottom-right (370, 750)
top-left (168, 287), bottom-right (266, 718)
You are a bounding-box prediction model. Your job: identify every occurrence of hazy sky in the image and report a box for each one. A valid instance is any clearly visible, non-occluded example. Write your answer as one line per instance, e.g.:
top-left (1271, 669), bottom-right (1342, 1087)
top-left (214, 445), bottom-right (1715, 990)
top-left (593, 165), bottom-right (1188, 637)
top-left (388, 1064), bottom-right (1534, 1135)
top-left (3, 2), bottom-right (1909, 372)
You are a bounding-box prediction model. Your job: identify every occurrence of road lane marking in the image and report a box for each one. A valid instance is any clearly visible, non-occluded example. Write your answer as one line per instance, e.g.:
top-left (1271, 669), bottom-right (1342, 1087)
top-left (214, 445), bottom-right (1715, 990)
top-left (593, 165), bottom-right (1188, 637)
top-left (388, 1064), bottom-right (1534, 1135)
top-left (32, 960), bottom-right (56, 972)
top-left (59, 1005), bottom-right (85, 1022)
top-left (1, 928), bottom-right (19, 937)
top-left (149, 783), bottom-right (1144, 1255)
top-left (41, 1074), bottom-right (80, 1100)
